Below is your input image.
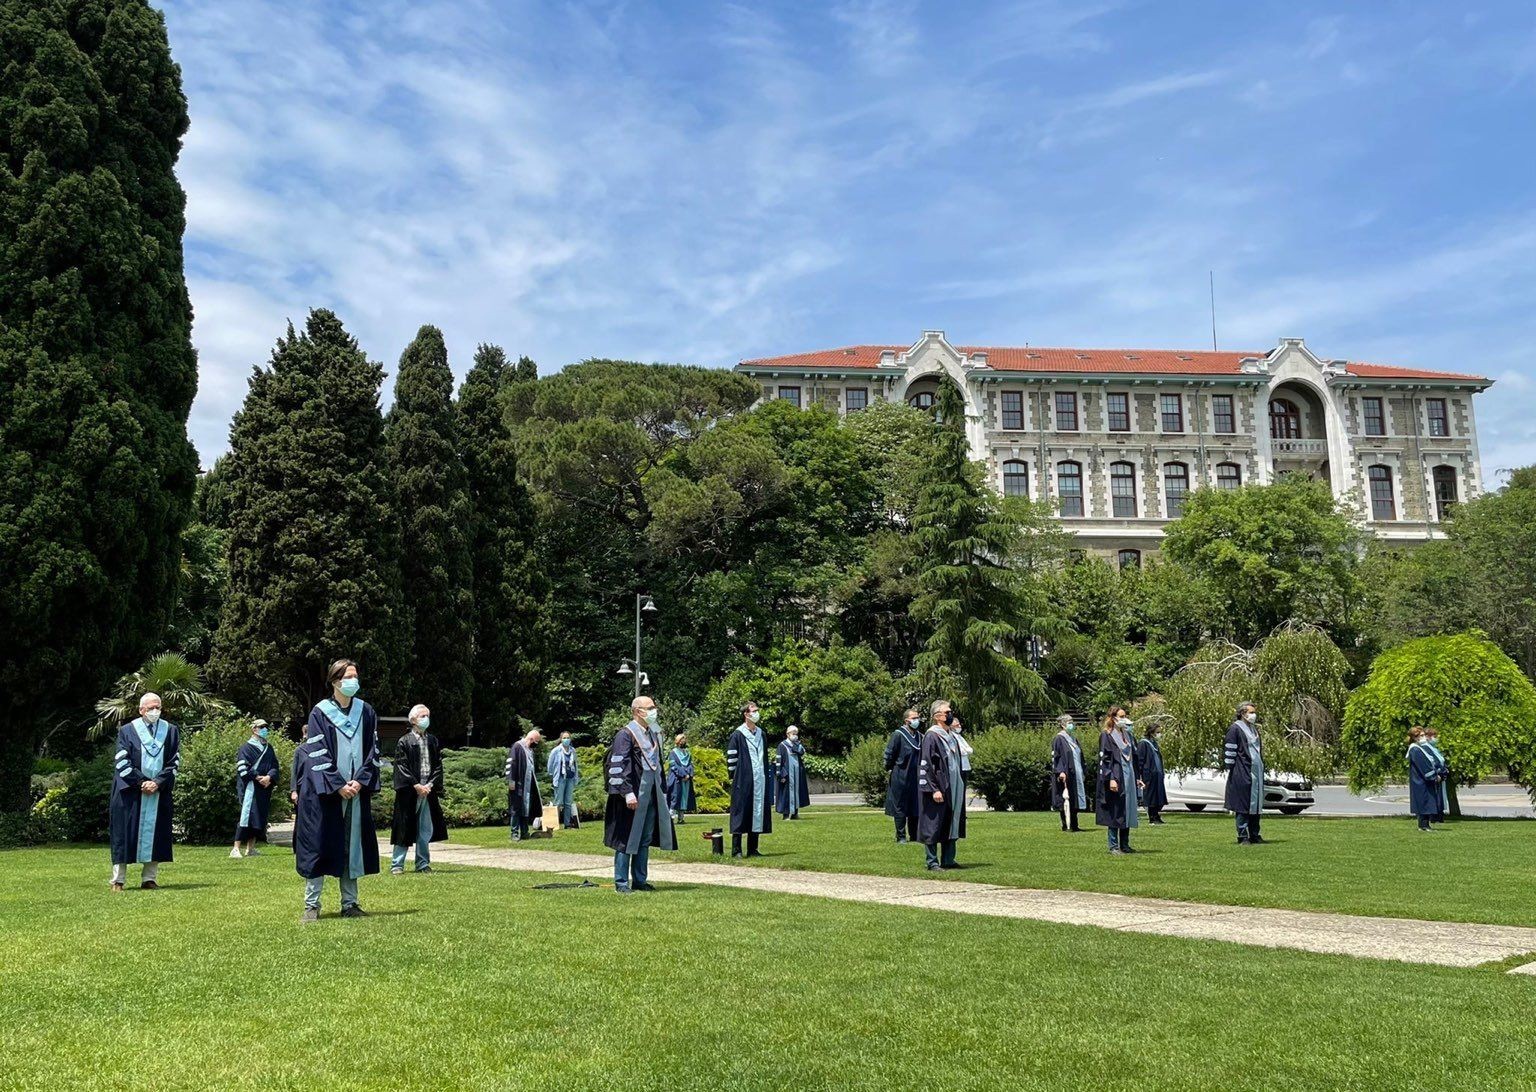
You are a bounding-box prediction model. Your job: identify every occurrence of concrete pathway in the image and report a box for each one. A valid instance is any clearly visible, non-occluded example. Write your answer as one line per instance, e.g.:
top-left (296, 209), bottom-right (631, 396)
top-left (404, 840), bottom-right (1536, 970)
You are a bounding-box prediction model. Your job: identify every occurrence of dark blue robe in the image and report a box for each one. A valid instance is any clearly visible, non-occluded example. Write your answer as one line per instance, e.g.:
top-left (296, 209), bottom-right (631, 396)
top-left (883, 726), bottom-right (921, 819)
top-left (1223, 720), bottom-right (1263, 813)
top-left (1094, 729), bottom-right (1142, 829)
top-left (1136, 737), bottom-right (1167, 813)
top-left (1050, 731), bottom-right (1086, 810)
top-left (110, 719), bottom-right (180, 865)
top-left (775, 740), bottom-right (810, 817)
top-left (603, 722), bottom-right (678, 852)
top-left (916, 728), bottom-right (965, 846)
top-left (292, 701), bottom-right (381, 880)
top-left (1408, 743), bottom-right (1444, 818)
top-left (725, 726), bottom-right (775, 836)
top-left (665, 747), bottom-right (695, 813)
top-left (235, 737), bottom-right (280, 841)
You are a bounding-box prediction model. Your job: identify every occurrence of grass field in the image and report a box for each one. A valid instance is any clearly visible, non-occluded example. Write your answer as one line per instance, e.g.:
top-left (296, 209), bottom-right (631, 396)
top-left (454, 806), bottom-right (1536, 926)
top-left (3, 844), bottom-right (1536, 1091)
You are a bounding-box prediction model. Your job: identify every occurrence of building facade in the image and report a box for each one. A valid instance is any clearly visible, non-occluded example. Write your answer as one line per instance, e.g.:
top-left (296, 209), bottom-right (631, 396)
top-left (736, 331), bottom-right (1492, 561)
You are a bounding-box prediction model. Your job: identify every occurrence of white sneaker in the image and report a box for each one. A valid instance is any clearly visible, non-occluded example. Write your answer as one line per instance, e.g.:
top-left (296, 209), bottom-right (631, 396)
top-left (229, 847), bottom-right (243, 858)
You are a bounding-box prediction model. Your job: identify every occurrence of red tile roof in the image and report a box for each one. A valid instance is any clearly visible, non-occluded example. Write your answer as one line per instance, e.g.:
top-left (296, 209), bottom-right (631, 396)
top-left (736, 345), bottom-right (1487, 383)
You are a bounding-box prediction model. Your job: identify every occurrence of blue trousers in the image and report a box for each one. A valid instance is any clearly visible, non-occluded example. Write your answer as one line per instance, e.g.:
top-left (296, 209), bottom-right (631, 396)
top-left (1106, 827), bottom-right (1130, 851)
top-left (304, 875), bottom-right (358, 910)
top-left (924, 840), bottom-right (957, 867)
top-left (392, 799), bottom-right (433, 870)
top-left (614, 841), bottom-right (650, 889)
top-left (1236, 811), bottom-right (1262, 842)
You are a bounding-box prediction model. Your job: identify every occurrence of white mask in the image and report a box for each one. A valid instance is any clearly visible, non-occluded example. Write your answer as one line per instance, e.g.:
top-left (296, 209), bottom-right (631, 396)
top-left (142, 709), bottom-right (161, 723)
top-left (1116, 718), bottom-right (1131, 729)
top-left (645, 709), bottom-right (659, 728)
top-left (745, 710), bottom-right (759, 723)
top-left (1244, 711), bottom-right (1258, 723)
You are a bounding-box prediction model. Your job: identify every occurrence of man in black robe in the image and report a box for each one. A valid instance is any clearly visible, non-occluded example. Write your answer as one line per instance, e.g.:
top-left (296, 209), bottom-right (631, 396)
top-left (391, 704), bottom-right (447, 873)
top-left (603, 695), bottom-right (677, 892)
top-left (505, 728), bottom-right (544, 841)
top-left (884, 709), bottom-right (922, 843)
top-left (917, 699), bottom-right (966, 870)
top-left (725, 701), bottom-right (774, 857)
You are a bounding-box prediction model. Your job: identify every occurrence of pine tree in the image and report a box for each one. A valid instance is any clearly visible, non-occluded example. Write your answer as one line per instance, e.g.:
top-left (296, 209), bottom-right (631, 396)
top-left (458, 344), bottom-right (546, 740)
top-left (512, 354), bottom-right (538, 384)
top-left (384, 326), bottom-right (474, 741)
top-left (209, 310), bottom-right (406, 723)
top-left (909, 379), bottom-right (1045, 723)
top-left (0, 0), bottom-right (198, 807)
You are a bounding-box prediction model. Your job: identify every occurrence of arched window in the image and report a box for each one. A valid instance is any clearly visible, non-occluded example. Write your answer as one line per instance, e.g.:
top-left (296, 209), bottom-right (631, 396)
top-left (1117, 549), bottom-right (1142, 571)
top-left (1368, 465), bottom-right (1396, 521)
top-left (1432, 465), bottom-right (1458, 521)
top-left (1056, 461), bottom-right (1084, 517)
top-left (1110, 461), bottom-right (1137, 518)
top-left (1163, 462), bottom-right (1190, 518)
top-left (908, 391), bottom-right (935, 411)
top-left (1002, 460), bottom-right (1029, 498)
top-left (1269, 398), bottom-right (1301, 439)
top-left (1216, 462), bottom-right (1242, 490)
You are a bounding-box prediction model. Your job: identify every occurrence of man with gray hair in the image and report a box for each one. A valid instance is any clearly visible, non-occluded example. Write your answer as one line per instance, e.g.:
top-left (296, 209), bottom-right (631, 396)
top-left (391, 704), bottom-right (446, 874)
top-left (916, 699), bottom-right (965, 870)
top-left (109, 692), bottom-right (181, 891)
top-left (1224, 701), bottom-right (1265, 845)
top-left (603, 695), bottom-right (676, 893)
top-left (505, 726), bottom-right (544, 841)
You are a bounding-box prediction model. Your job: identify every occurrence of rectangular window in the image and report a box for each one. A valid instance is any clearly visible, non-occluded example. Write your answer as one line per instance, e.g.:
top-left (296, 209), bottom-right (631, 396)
top-left (1164, 463), bottom-right (1190, 518)
top-left (1160, 393), bottom-right (1183, 433)
top-left (1054, 392), bottom-right (1079, 431)
top-left (1107, 393), bottom-right (1130, 432)
top-left (1433, 466), bottom-right (1457, 520)
top-left (778, 386), bottom-right (801, 408)
top-left (1002, 460), bottom-right (1029, 498)
top-left (1426, 398), bottom-right (1448, 437)
top-left (1057, 462), bottom-right (1084, 517)
top-left (1001, 390), bottom-right (1024, 430)
top-left (1363, 397), bottom-right (1384, 436)
top-left (1368, 465), bottom-right (1396, 521)
top-left (1110, 463), bottom-right (1138, 517)
top-left (1212, 394), bottom-right (1235, 434)
top-left (1216, 463), bottom-right (1242, 490)
top-left (845, 388), bottom-right (868, 413)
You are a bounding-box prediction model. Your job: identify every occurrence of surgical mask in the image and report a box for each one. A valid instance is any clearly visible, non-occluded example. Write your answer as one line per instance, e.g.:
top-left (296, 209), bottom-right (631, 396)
top-left (907, 717), bottom-right (919, 728)
top-left (416, 716), bottom-right (430, 731)
top-left (645, 709), bottom-right (659, 728)
top-left (142, 709), bottom-right (160, 723)
top-left (745, 710), bottom-right (759, 723)
top-left (788, 734), bottom-right (799, 743)
top-left (338, 678), bottom-right (360, 698)
top-left (1244, 711), bottom-right (1257, 723)
top-left (256, 726), bottom-right (270, 739)
top-left (1064, 723), bottom-right (1075, 733)
top-left (561, 738), bottom-right (572, 749)
top-left (1116, 718), bottom-right (1131, 729)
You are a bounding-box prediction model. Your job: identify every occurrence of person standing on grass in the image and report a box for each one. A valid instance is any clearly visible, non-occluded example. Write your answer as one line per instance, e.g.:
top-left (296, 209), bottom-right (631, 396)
top-left (391, 705), bottom-right (447, 873)
top-left (952, 715), bottom-right (973, 794)
top-left (232, 719), bottom-right (278, 858)
top-left (505, 727), bottom-right (544, 841)
top-left (776, 725), bottom-right (810, 820)
top-left (1423, 727), bottom-right (1450, 824)
top-left (917, 700), bottom-right (965, 871)
top-left (1137, 722), bottom-right (1168, 825)
top-left (1407, 727), bottom-right (1444, 833)
top-left (1224, 701), bottom-right (1265, 845)
top-left (1095, 707), bottom-right (1143, 855)
top-left (604, 695), bottom-right (676, 893)
top-left (666, 733), bottom-right (695, 824)
top-left (547, 731), bottom-right (581, 829)
top-left (294, 659), bottom-right (381, 921)
top-left (1051, 714), bottom-right (1085, 833)
top-left (884, 709), bottom-right (923, 844)
top-left (726, 701), bottom-right (774, 858)
top-left (109, 692), bottom-right (181, 892)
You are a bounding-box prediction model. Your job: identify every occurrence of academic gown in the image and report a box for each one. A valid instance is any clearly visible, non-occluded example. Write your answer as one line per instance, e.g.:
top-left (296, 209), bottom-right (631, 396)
top-left (110, 718), bottom-right (181, 865)
top-left (1094, 729), bottom-right (1142, 830)
top-left (1425, 741), bottom-right (1451, 813)
top-left (916, 728), bottom-right (966, 846)
top-left (1223, 721), bottom-right (1264, 814)
top-left (504, 741), bottom-right (543, 822)
top-left (1408, 743), bottom-right (1444, 818)
top-left (391, 732), bottom-right (448, 847)
top-left (1050, 731), bottom-right (1087, 811)
top-left (665, 747), bottom-right (695, 813)
top-left (1136, 736), bottom-right (1168, 813)
top-left (725, 726), bottom-right (775, 836)
top-left (603, 721), bottom-right (678, 853)
top-left (293, 700), bottom-right (381, 880)
top-left (775, 740), bottom-right (811, 817)
top-left (883, 726), bottom-right (921, 819)
top-left (235, 736), bottom-right (280, 841)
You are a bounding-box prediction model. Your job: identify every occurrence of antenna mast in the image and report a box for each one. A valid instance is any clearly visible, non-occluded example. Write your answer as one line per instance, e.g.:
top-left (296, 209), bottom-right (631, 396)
top-left (1209, 270), bottom-right (1218, 351)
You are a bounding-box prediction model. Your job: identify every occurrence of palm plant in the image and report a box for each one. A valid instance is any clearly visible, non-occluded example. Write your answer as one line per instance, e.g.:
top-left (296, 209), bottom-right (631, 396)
top-left (91, 651), bottom-right (236, 739)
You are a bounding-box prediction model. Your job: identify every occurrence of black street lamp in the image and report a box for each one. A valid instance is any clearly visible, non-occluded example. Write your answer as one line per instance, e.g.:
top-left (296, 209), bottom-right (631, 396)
top-left (616, 593), bottom-right (658, 698)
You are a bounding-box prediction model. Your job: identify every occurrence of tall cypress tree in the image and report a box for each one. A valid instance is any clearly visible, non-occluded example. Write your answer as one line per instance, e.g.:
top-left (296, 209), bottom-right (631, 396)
top-left (0, 0), bottom-right (198, 806)
top-left (210, 310), bottom-right (406, 723)
top-left (384, 326), bottom-right (474, 741)
top-left (909, 379), bottom-right (1045, 723)
top-left (458, 344), bottom-right (546, 739)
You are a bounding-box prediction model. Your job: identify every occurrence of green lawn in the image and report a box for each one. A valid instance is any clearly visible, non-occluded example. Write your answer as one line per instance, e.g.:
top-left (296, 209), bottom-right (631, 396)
top-left (3, 844), bottom-right (1535, 1090)
top-left (454, 807), bottom-right (1536, 926)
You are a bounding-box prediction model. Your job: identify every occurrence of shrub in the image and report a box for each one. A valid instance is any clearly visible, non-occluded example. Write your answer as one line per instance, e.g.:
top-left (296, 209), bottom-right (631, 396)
top-left (29, 786), bottom-right (73, 843)
top-left (60, 749), bottom-right (116, 843)
top-left (844, 735), bottom-right (889, 808)
top-left (175, 716), bottom-right (296, 845)
top-left (802, 753), bottom-right (847, 784)
top-left (968, 728), bottom-right (1054, 811)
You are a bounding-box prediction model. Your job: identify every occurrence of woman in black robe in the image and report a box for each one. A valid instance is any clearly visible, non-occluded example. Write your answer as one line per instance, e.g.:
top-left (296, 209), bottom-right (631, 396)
top-left (883, 710), bottom-right (922, 843)
top-left (1136, 722), bottom-right (1168, 825)
top-left (232, 719), bottom-right (279, 857)
top-left (1095, 707), bottom-right (1143, 855)
top-left (1050, 714), bottom-right (1085, 833)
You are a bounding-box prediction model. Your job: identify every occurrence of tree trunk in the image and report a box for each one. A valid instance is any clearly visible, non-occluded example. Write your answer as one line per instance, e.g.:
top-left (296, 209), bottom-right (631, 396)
top-left (1447, 780), bottom-right (1461, 819)
top-left (0, 728), bottom-right (37, 814)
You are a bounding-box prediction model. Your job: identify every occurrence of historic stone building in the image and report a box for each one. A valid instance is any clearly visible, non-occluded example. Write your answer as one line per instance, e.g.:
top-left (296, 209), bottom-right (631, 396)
top-left (736, 331), bottom-right (1491, 562)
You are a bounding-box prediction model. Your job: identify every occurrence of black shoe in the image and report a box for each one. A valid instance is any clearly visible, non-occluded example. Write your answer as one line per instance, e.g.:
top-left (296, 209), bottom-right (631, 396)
top-left (140, 880), bottom-right (159, 890)
top-left (634, 882), bottom-right (657, 892)
top-left (614, 884), bottom-right (633, 894)
top-left (1250, 836), bottom-right (1266, 844)
top-left (340, 905), bottom-right (367, 918)
top-left (1122, 847), bottom-right (1136, 853)
top-left (1069, 826), bottom-right (1082, 832)
top-left (731, 851), bottom-right (743, 859)
top-left (746, 851), bottom-right (763, 858)
top-left (926, 863), bottom-right (942, 871)
top-left (1237, 839), bottom-right (1251, 846)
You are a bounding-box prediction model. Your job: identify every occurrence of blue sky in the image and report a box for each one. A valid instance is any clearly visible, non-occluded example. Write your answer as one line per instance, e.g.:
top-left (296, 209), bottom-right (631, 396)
top-left (162, 1), bottom-right (1536, 481)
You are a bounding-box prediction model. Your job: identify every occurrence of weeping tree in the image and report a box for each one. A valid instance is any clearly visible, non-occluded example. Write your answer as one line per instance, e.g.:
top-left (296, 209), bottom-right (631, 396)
top-left (1342, 631), bottom-right (1536, 813)
top-left (1161, 622), bottom-right (1349, 782)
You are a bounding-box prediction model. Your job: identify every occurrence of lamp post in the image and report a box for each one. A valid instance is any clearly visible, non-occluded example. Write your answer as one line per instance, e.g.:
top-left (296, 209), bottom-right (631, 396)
top-left (616, 593), bottom-right (657, 698)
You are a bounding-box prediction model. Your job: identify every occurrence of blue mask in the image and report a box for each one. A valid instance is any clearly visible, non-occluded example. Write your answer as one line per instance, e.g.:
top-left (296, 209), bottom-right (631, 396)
top-left (561, 739), bottom-right (572, 749)
top-left (338, 678), bottom-right (360, 698)
top-left (418, 716), bottom-right (430, 730)
top-left (256, 727), bottom-right (270, 739)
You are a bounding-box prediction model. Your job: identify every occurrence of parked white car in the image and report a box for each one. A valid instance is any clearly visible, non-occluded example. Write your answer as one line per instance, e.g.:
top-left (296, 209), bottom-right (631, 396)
top-left (1163, 767), bottom-right (1316, 815)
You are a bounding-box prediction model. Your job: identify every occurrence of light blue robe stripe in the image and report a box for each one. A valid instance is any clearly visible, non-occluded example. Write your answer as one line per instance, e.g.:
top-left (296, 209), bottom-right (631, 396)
top-left (334, 719), bottom-right (366, 879)
top-left (1110, 730), bottom-right (1138, 830)
top-left (131, 717), bottom-right (164, 863)
top-left (115, 750), bottom-right (128, 760)
top-left (238, 782), bottom-right (257, 829)
top-left (1239, 724), bottom-right (1263, 812)
top-left (742, 728), bottom-right (766, 833)
top-left (1062, 732), bottom-right (1086, 808)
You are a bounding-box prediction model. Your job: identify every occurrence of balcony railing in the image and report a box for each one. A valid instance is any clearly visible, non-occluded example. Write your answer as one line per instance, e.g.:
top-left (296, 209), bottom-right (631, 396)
top-left (1271, 437), bottom-right (1327, 456)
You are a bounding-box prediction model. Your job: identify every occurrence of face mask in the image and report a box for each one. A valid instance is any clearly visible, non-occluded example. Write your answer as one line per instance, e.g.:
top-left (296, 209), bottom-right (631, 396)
top-left (1116, 718), bottom-right (1131, 729)
top-left (645, 709), bottom-right (659, 728)
top-left (745, 711), bottom-right (759, 723)
top-left (256, 726), bottom-right (269, 739)
top-left (907, 717), bottom-right (919, 728)
top-left (417, 716), bottom-right (430, 731)
top-left (142, 709), bottom-right (160, 723)
top-left (561, 738), bottom-right (572, 749)
top-left (789, 735), bottom-right (799, 744)
top-left (1064, 723), bottom-right (1075, 733)
top-left (338, 678), bottom-right (360, 698)
top-left (1244, 712), bottom-right (1258, 723)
